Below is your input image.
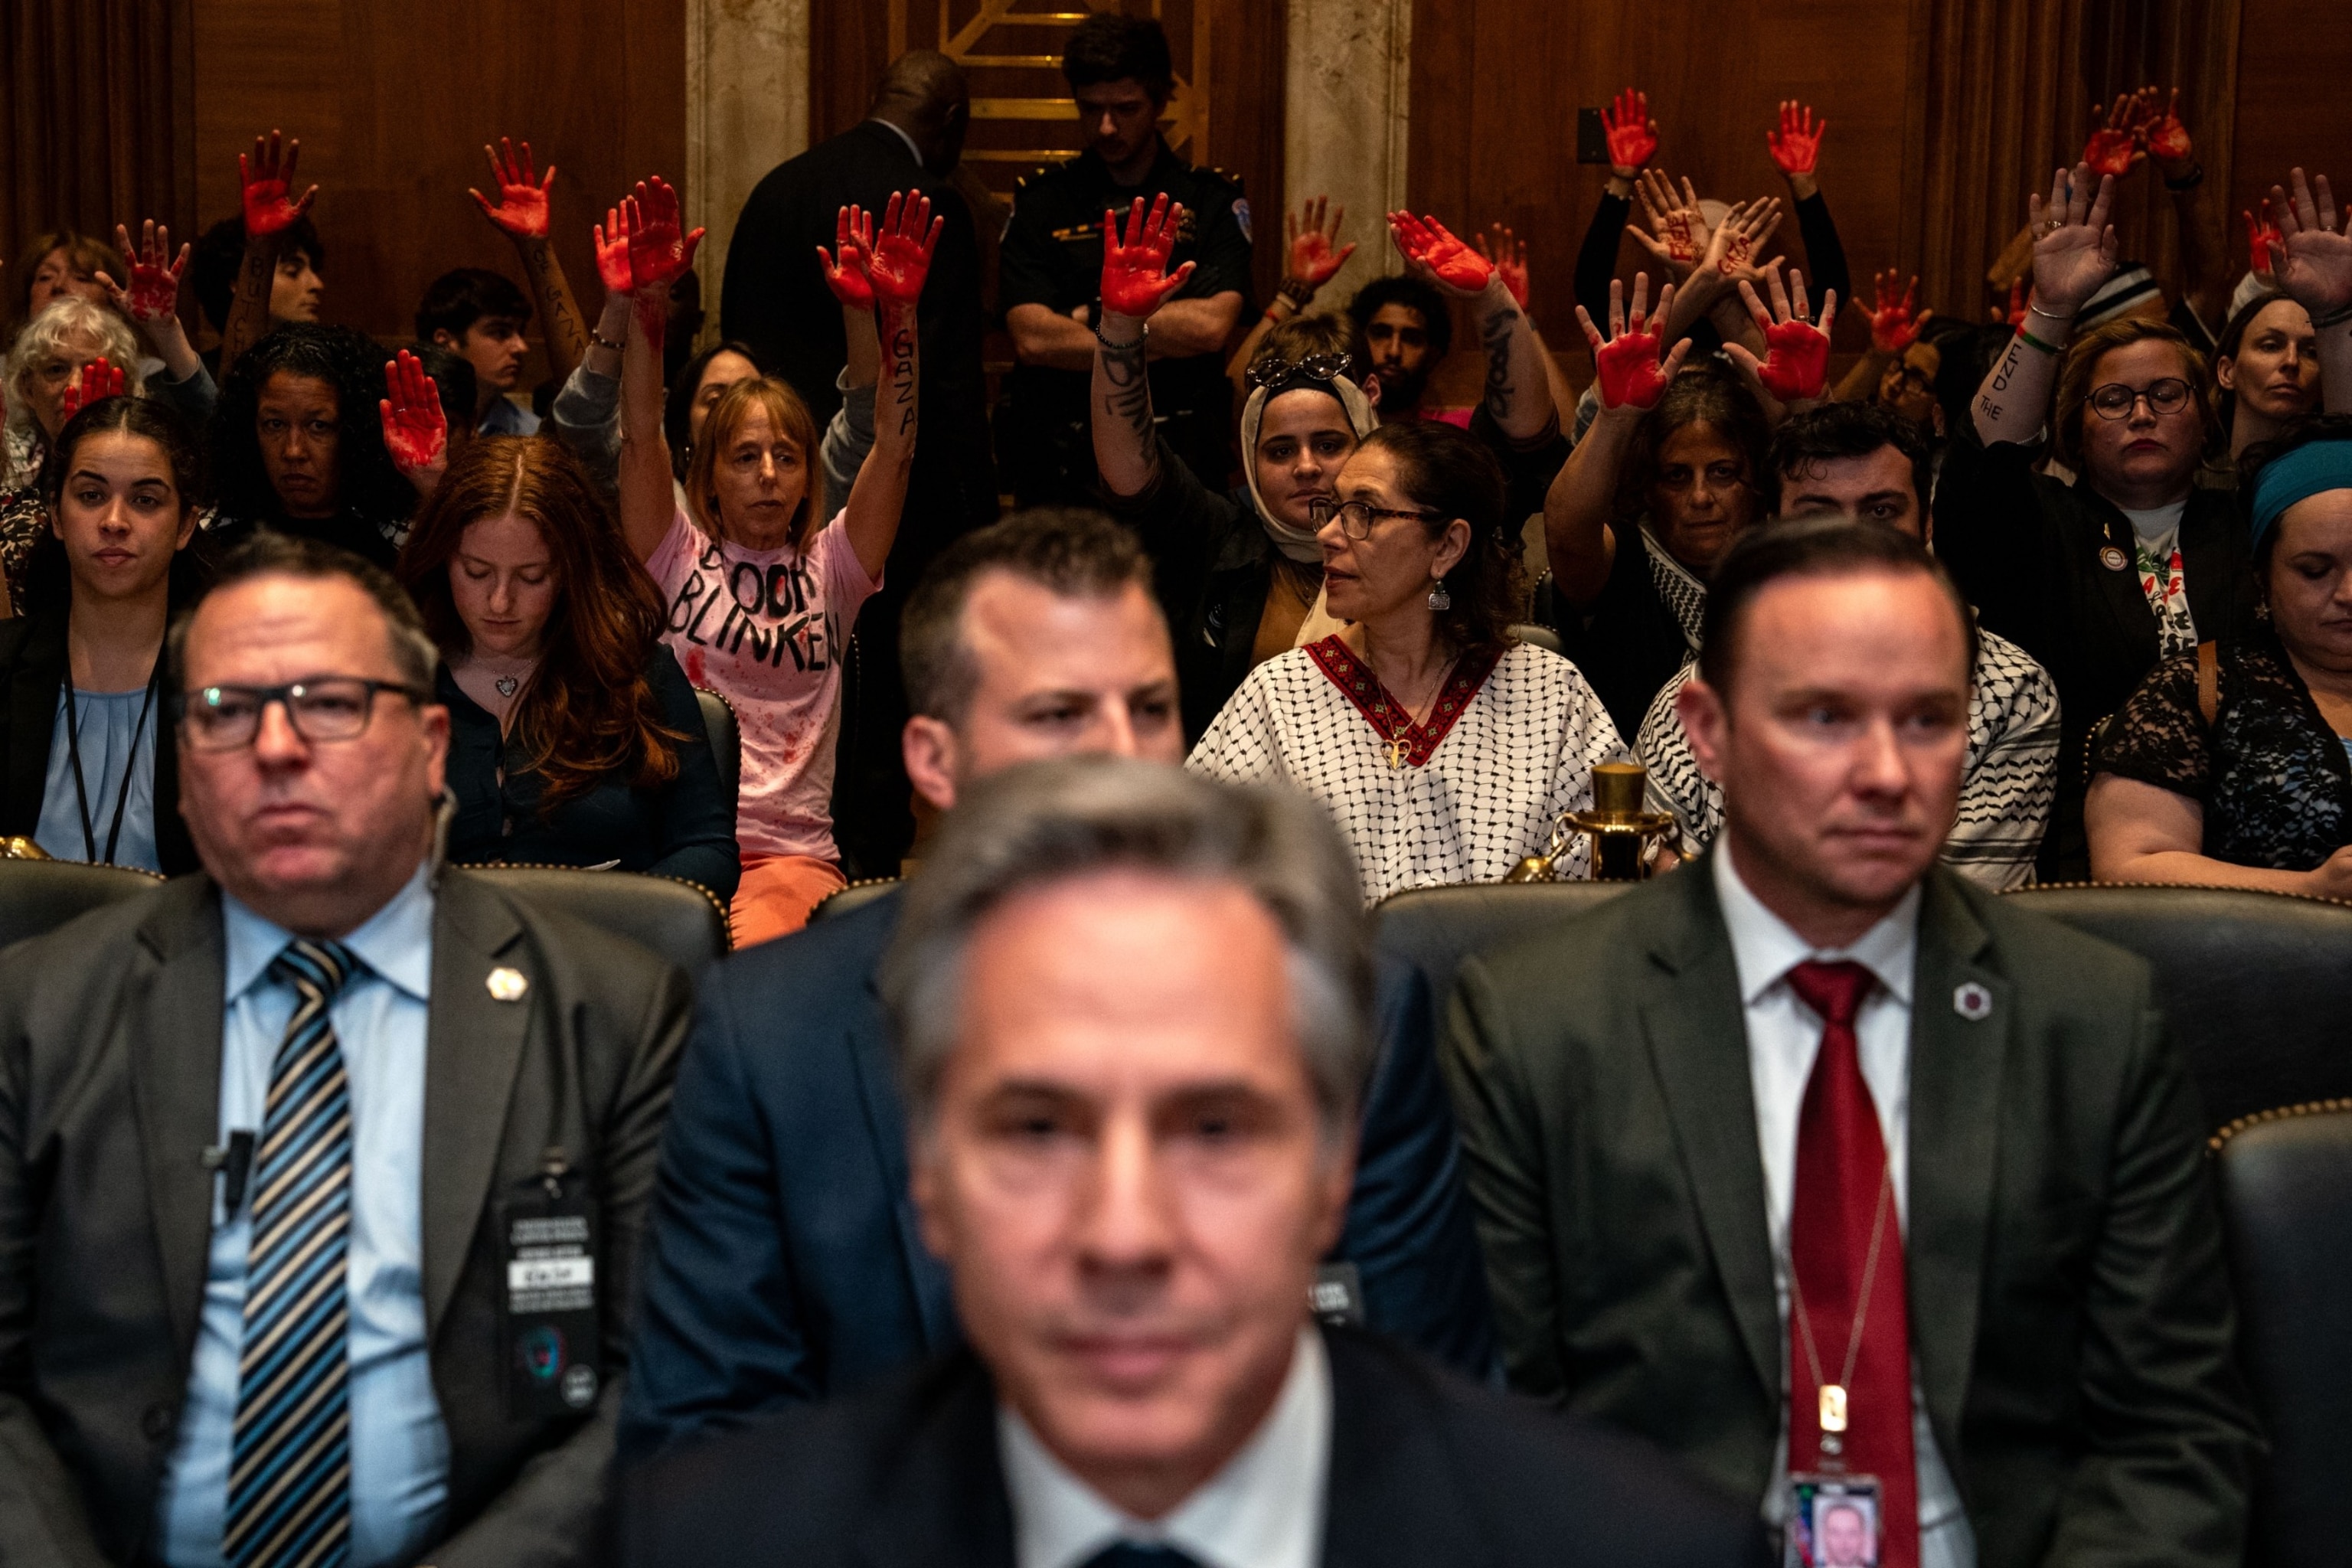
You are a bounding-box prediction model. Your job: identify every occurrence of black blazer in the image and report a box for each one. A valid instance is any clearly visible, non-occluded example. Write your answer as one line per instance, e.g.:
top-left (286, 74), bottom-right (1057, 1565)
top-left (0, 606), bottom-right (196, 874)
top-left (0, 868), bottom-right (692, 1566)
top-left (1445, 856), bottom-right (2260, 1568)
top-left (440, 646), bottom-right (740, 899)
top-left (1935, 429), bottom-right (2259, 877)
top-left (621, 1328), bottom-right (1769, 1566)
top-left (619, 887), bottom-right (1498, 1462)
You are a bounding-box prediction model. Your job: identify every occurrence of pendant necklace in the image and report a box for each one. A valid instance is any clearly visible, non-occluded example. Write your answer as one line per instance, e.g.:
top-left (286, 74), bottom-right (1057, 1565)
top-left (1786, 1162), bottom-right (1896, 1460)
top-left (495, 675), bottom-right (520, 697)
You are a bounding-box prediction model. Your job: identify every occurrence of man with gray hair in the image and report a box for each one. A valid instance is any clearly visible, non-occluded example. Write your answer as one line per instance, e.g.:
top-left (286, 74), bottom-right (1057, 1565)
top-left (0, 534), bottom-right (691, 1565)
top-left (626, 757), bottom-right (1763, 1566)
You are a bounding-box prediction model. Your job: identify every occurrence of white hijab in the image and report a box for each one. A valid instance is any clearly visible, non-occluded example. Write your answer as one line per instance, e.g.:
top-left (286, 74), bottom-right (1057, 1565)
top-left (1236, 371), bottom-right (1379, 564)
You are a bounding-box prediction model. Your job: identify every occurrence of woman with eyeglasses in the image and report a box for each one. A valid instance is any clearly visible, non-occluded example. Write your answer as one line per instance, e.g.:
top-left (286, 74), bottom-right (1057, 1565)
top-left (1940, 162), bottom-right (2270, 878)
top-left (1187, 420), bottom-right (1625, 903)
top-left (0, 397), bottom-right (211, 872)
top-left (2087, 417), bottom-right (2352, 893)
top-left (1091, 195), bottom-right (1558, 741)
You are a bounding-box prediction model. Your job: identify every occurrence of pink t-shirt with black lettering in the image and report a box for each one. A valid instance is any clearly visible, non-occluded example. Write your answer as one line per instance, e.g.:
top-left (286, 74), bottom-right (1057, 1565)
top-left (646, 507), bottom-right (879, 861)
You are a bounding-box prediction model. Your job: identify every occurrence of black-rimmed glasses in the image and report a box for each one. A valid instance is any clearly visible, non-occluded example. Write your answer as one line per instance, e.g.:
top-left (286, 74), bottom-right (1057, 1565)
top-left (173, 678), bottom-right (432, 751)
top-left (1306, 497), bottom-right (1445, 540)
top-left (2088, 377), bottom-right (2193, 420)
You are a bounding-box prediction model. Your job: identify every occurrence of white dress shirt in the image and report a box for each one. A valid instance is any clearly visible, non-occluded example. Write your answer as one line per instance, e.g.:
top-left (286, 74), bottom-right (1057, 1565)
top-left (999, 1327), bottom-right (1330, 1568)
top-left (1713, 844), bottom-right (1975, 1568)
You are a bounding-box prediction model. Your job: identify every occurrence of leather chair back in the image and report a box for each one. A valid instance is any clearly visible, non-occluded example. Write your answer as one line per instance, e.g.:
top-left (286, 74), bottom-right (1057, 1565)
top-left (2007, 885), bottom-right (2352, 1135)
top-left (464, 865), bottom-right (730, 975)
top-left (2214, 1105), bottom-right (2352, 1566)
top-left (1370, 880), bottom-right (1638, 1039)
top-left (810, 877), bottom-right (902, 925)
top-left (0, 859), bottom-right (163, 951)
top-left (694, 688), bottom-right (740, 808)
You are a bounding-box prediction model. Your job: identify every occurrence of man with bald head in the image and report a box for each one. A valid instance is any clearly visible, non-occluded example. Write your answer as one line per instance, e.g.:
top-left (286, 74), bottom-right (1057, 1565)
top-left (0, 535), bottom-right (691, 1565)
top-left (723, 47), bottom-right (1000, 878)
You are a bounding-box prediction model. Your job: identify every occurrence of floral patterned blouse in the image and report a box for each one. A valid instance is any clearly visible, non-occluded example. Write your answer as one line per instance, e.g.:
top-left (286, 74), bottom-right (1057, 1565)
top-left (2092, 624), bottom-right (2352, 871)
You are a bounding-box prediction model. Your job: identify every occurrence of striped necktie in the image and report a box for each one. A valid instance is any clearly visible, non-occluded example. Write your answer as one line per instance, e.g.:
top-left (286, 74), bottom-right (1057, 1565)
top-left (224, 937), bottom-right (362, 1568)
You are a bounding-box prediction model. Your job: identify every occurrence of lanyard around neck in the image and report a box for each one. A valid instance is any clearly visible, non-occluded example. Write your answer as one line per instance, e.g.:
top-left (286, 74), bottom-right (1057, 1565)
top-left (63, 658), bottom-right (161, 867)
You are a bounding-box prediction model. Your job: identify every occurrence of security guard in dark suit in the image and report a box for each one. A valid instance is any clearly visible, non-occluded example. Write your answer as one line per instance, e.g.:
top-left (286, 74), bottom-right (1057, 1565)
top-left (998, 13), bottom-right (1253, 507)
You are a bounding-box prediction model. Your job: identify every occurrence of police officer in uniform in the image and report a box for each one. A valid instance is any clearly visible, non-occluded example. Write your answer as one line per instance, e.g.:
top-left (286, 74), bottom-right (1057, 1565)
top-left (998, 12), bottom-right (1253, 507)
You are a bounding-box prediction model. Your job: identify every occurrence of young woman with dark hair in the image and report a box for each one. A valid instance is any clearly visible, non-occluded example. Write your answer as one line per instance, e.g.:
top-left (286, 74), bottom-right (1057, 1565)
top-left (397, 435), bottom-right (738, 895)
top-left (1188, 418), bottom-right (1626, 902)
top-left (0, 397), bottom-right (211, 871)
top-left (207, 322), bottom-right (415, 568)
top-left (616, 178), bottom-right (932, 942)
top-left (2213, 290), bottom-right (2319, 462)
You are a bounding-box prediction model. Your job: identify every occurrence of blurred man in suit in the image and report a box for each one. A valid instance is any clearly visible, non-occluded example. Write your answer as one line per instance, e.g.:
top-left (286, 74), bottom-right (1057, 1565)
top-left (625, 758), bottom-right (1765, 1565)
top-left (1446, 515), bottom-right (2257, 1566)
top-left (620, 508), bottom-right (1496, 1464)
top-left (0, 535), bottom-right (689, 1566)
top-left (722, 48), bottom-right (998, 879)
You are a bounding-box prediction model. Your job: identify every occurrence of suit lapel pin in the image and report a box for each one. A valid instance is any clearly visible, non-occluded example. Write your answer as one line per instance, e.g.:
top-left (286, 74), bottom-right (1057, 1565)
top-left (2099, 545), bottom-right (2129, 571)
top-left (1952, 981), bottom-right (1993, 1021)
top-left (487, 966), bottom-right (529, 1002)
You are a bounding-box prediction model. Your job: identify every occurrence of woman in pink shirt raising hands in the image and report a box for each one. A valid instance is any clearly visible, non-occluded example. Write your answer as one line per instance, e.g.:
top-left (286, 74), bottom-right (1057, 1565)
top-left (614, 177), bottom-right (936, 944)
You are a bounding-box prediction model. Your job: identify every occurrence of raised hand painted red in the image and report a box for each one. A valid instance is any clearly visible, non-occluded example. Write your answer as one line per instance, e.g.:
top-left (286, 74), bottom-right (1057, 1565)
top-left (1100, 194), bottom-right (1197, 318)
top-left (239, 129), bottom-right (318, 237)
top-left (378, 349), bottom-right (448, 480)
top-left (1602, 88), bottom-right (1658, 175)
top-left (470, 138), bottom-right (556, 240)
top-left (1767, 101), bottom-right (1827, 177)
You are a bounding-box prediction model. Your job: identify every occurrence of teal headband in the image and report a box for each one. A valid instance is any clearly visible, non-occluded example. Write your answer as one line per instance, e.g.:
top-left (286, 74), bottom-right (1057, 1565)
top-left (2250, 439), bottom-right (2352, 556)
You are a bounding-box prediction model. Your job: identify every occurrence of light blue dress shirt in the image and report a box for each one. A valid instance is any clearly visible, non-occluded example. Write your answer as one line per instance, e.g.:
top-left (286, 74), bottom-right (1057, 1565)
top-left (155, 865), bottom-right (450, 1568)
top-left (479, 394), bottom-right (542, 437)
top-left (33, 683), bottom-right (161, 872)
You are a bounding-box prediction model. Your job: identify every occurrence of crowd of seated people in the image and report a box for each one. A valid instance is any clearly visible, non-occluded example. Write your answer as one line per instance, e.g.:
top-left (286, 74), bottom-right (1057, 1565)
top-left (2, 8), bottom-right (2348, 1563)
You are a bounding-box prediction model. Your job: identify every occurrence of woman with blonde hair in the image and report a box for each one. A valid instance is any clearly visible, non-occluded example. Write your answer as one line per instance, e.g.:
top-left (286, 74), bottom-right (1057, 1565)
top-left (397, 433), bottom-right (738, 895)
top-left (616, 177), bottom-right (935, 942)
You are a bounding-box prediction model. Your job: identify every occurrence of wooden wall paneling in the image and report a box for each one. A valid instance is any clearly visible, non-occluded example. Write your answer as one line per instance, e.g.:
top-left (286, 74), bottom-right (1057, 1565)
top-left (191, 0), bottom-right (683, 378)
top-left (5, 0), bottom-right (199, 271)
top-left (1407, 0), bottom-right (1913, 400)
top-left (2229, 0), bottom-right (2352, 289)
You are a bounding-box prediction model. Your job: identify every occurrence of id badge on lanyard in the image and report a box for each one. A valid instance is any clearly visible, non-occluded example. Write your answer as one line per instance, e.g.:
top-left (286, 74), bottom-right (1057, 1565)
top-left (503, 1150), bottom-right (602, 1419)
top-left (1785, 1472), bottom-right (1885, 1568)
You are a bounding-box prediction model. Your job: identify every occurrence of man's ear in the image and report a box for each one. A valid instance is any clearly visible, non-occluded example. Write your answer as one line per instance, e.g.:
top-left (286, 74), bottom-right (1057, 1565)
top-left (903, 714), bottom-right (962, 813)
top-left (430, 327), bottom-right (459, 351)
top-left (1361, 374), bottom-right (1382, 411)
top-left (1677, 672), bottom-right (1731, 783)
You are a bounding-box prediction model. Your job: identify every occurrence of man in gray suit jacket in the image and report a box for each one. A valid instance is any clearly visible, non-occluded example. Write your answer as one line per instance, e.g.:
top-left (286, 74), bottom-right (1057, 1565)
top-left (1445, 518), bottom-right (2256, 1566)
top-left (0, 535), bottom-right (690, 1567)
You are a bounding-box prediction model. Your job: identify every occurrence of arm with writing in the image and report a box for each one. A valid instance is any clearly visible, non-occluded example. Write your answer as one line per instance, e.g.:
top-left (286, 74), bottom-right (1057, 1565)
top-left (471, 138), bottom-right (590, 384)
top-left (1391, 211), bottom-right (1555, 440)
top-left (839, 193), bottom-right (936, 583)
top-left (1971, 164), bottom-right (2117, 448)
top-left (220, 130), bottom-right (317, 380)
top-left (1545, 275), bottom-right (1690, 607)
top-left (1093, 194), bottom-right (1197, 501)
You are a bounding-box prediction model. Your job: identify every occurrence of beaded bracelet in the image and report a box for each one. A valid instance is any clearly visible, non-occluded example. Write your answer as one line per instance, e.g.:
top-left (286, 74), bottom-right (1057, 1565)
top-left (2017, 326), bottom-right (2063, 357)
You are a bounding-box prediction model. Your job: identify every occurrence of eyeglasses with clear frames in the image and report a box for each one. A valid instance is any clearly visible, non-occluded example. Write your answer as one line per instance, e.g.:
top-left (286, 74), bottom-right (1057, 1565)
top-left (2088, 377), bottom-right (2193, 420)
top-left (1306, 496), bottom-right (1446, 541)
top-left (172, 678), bottom-right (431, 751)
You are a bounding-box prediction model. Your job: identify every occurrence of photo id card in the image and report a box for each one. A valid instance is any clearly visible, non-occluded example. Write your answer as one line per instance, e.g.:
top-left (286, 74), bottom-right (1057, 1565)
top-left (1785, 1473), bottom-right (1883, 1568)
top-left (503, 1165), bottom-right (602, 1420)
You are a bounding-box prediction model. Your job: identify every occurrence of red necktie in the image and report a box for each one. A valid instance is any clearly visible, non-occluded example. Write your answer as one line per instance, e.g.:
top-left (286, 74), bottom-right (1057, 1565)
top-left (1785, 959), bottom-right (1919, 1568)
